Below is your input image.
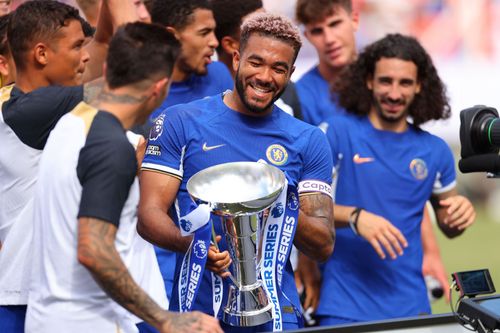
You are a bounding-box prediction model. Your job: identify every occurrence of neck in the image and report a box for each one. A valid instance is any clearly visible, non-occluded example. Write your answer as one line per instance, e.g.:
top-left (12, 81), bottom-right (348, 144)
top-left (368, 107), bottom-right (408, 133)
top-left (171, 65), bottom-right (189, 82)
top-left (317, 61), bottom-right (344, 83)
top-left (218, 53), bottom-right (235, 78)
top-left (15, 70), bottom-right (51, 93)
top-left (223, 89), bottom-right (273, 117)
top-left (94, 86), bottom-right (147, 130)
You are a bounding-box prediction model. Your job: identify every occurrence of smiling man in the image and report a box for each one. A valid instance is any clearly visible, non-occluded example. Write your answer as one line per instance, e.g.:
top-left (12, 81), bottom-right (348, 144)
top-left (318, 34), bottom-right (476, 325)
top-left (138, 13), bottom-right (335, 332)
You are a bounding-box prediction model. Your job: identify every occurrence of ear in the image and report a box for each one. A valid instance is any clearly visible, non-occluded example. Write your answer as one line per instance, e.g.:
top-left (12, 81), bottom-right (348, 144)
top-left (289, 65), bottom-right (296, 78)
top-left (366, 76), bottom-right (373, 90)
top-left (351, 10), bottom-right (360, 32)
top-left (34, 43), bottom-right (49, 66)
top-left (102, 62), bottom-right (107, 80)
top-left (152, 77), bottom-right (169, 98)
top-left (166, 26), bottom-right (180, 40)
top-left (415, 81), bottom-right (421, 94)
top-left (0, 55), bottom-right (10, 78)
top-left (232, 50), bottom-right (240, 74)
top-left (221, 35), bottom-right (239, 56)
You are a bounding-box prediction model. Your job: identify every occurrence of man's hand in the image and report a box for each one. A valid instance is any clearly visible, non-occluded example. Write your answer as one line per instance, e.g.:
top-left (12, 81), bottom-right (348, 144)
top-left (160, 311), bottom-right (223, 333)
top-left (357, 210), bottom-right (408, 260)
top-left (439, 195), bottom-right (475, 231)
top-left (422, 251), bottom-right (449, 302)
top-left (205, 235), bottom-right (231, 278)
top-left (296, 253), bottom-right (321, 312)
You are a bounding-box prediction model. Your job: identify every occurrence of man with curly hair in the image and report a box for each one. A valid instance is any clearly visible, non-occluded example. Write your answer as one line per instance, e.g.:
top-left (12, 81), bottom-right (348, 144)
top-left (138, 13), bottom-right (334, 332)
top-left (317, 33), bottom-right (475, 325)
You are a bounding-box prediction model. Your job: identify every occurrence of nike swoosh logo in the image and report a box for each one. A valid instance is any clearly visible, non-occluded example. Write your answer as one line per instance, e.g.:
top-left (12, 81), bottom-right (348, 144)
top-left (353, 153), bottom-right (374, 164)
top-left (202, 142), bottom-right (225, 151)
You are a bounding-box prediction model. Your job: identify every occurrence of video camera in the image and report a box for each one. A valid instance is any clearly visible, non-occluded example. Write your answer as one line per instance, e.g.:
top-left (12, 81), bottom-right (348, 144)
top-left (452, 269), bottom-right (500, 333)
top-left (459, 106), bottom-right (500, 175)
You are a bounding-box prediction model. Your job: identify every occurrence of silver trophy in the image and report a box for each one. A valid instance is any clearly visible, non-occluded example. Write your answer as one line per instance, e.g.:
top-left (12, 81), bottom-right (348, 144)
top-left (187, 161), bottom-right (286, 327)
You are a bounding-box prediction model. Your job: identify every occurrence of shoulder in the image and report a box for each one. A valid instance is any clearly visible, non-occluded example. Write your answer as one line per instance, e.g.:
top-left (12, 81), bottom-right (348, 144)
top-left (205, 61), bottom-right (233, 84)
top-left (296, 66), bottom-right (322, 89)
top-left (323, 112), bottom-right (360, 134)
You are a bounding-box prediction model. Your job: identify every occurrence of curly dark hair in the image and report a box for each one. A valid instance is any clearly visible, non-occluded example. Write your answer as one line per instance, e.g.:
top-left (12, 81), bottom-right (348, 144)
top-left (337, 33), bottom-right (451, 127)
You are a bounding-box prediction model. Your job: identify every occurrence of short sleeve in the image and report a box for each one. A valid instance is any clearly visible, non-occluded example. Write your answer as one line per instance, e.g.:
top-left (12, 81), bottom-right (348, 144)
top-left (141, 109), bottom-right (187, 180)
top-left (4, 85), bottom-right (83, 149)
top-left (432, 138), bottom-right (457, 194)
top-left (77, 129), bottom-right (137, 226)
top-left (298, 128), bottom-right (333, 198)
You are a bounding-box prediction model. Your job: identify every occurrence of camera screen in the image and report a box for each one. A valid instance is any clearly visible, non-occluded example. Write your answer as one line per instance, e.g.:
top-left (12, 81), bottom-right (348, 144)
top-left (456, 270), bottom-right (495, 295)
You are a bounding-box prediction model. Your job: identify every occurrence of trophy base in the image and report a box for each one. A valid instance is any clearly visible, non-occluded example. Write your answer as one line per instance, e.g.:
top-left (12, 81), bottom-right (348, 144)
top-left (222, 283), bottom-right (273, 327)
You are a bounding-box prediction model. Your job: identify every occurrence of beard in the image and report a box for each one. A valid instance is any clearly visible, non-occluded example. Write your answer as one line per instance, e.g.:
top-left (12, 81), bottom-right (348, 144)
top-left (234, 68), bottom-right (286, 114)
top-left (373, 96), bottom-right (409, 123)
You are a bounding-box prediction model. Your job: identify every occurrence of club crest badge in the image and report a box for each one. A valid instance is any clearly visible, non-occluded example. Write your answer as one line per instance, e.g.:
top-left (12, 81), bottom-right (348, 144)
top-left (410, 158), bottom-right (428, 180)
top-left (271, 203), bottom-right (284, 218)
top-left (266, 144), bottom-right (288, 166)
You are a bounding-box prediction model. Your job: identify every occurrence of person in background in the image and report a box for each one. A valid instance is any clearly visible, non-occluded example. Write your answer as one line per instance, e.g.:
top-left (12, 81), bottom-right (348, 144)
top-left (318, 33), bottom-right (475, 325)
top-left (294, 0), bottom-right (451, 317)
top-left (0, 13), bottom-right (14, 88)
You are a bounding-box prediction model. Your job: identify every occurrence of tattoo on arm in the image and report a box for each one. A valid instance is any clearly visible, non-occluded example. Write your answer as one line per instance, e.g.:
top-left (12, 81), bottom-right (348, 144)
top-left (78, 218), bottom-right (167, 327)
top-left (299, 193), bottom-right (332, 221)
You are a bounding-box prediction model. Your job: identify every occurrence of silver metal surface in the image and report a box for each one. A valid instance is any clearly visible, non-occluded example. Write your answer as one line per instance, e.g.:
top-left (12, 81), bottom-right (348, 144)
top-left (186, 162), bottom-right (286, 327)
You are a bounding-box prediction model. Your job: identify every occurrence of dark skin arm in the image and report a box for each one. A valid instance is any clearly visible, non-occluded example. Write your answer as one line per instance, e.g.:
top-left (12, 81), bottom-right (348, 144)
top-left (294, 193), bottom-right (334, 263)
top-left (138, 170), bottom-right (231, 277)
top-left (77, 217), bottom-right (223, 333)
top-left (430, 188), bottom-right (475, 238)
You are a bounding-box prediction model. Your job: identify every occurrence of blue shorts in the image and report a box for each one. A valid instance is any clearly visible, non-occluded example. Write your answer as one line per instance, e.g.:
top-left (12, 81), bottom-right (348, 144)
top-left (0, 305), bottom-right (27, 333)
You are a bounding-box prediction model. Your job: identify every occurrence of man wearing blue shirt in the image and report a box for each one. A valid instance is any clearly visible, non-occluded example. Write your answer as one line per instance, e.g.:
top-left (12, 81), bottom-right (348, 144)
top-left (138, 13), bottom-right (335, 332)
top-left (317, 34), bottom-right (476, 325)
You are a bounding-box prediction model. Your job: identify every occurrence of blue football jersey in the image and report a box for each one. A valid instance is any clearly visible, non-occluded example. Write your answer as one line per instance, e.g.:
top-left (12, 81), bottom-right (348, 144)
top-left (142, 93), bottom-right (333, 331)
top-left (149, 61), bottom-right (233, 122)
top-left (318, 113), bottom-right (456, 321)
top-left (296, 66), bottom-right (344, 126)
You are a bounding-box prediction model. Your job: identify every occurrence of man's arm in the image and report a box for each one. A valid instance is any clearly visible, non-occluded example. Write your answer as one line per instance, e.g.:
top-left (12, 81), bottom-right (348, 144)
top-left (77, 217), bottom-right (223, 333)
top-left (430, 188), bottom-right (475, 238)
top-left (76, 0), bottom-right (101, 26)
top-left (82, 0), bottom-right (138, 83)
top-left (138, 170), bottom-right (231, 276)
top-left (334, 204), bottom-right (408, 260)
top-left (421, 205), bottom-right (450, 301)
top-left (294, 193), bottom-right (334, 263)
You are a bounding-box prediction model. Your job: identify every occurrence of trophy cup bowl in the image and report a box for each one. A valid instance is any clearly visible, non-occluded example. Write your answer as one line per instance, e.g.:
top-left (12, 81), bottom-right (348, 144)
top-left (187, 162), bottom-right (286, 326)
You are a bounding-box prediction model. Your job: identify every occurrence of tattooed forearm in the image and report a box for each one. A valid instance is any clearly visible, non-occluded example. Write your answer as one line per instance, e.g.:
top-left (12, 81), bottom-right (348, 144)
top-left (294, 193), bottom-right (334, 262)
top-left (77, 217), bottom-right (168, 328)
top-left (83, 78), bottom-right (105, 105)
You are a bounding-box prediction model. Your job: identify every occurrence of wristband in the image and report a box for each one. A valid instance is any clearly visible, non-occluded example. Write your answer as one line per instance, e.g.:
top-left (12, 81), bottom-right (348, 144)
top-left (349, 207), bottom-right (363, 236)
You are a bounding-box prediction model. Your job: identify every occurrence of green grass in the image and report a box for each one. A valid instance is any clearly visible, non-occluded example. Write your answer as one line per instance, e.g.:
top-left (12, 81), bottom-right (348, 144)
top-left (431, 207), bottom-right (500, 313)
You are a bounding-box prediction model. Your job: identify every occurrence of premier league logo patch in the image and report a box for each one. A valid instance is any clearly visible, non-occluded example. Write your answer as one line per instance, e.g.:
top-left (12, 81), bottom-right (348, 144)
top-left (271, 203), bottom-right (284, 218)
top-left (410, 158), bottom-right (428, 180)
top-left (287, 191), bottom-right (299, 211)
top-left (149, 114), bottom-right (165, 141)
top-left (194, 240), bottom-right (207, 259)
top-left (266, 144), bottom-right (288, 166)
top-left (180, 218), bottom-right (192, 233)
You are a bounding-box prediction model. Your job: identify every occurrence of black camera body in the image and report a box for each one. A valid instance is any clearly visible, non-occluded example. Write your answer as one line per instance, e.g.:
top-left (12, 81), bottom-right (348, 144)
top-left (459, 106), bottom-right (500, 174)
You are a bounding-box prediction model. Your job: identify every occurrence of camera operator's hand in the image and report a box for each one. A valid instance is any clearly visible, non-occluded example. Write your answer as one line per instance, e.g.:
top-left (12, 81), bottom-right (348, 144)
top-left (357, 210), bottom-right (408, 260)
top-left (206, 235), bottom-right (232, 278)
top-left (439, 195), bottom-right (475, 231)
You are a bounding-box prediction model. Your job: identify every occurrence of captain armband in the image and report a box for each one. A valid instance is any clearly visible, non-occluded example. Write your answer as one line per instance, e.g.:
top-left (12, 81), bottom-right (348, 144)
top-left (298, 180), bottom-right (332, 198)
